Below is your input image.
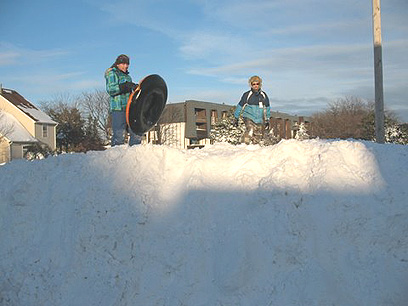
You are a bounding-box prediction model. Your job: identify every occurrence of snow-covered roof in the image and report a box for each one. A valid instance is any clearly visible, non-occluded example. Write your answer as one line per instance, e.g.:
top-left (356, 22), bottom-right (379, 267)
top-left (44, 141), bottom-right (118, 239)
top-left (0, 88), bottom-right (57, 125)
top-left (0, 111), bottom-right (38, 143)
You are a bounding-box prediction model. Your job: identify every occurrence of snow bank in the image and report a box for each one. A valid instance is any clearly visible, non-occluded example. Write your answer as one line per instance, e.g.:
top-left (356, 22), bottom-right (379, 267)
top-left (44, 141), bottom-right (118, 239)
top-left (1, 139), bottom-right (407, 305)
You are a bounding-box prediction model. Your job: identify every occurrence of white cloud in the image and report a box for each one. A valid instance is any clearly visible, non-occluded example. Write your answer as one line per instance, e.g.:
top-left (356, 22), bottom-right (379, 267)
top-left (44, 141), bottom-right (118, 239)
top-left (0, 51), bottom-right (19, 66)
top-left (0, 42), bottom-right (69, 66)
top-left (186, 42), bottom-right (373, 79)
top-left (179, 31), bottom-right (252, 61)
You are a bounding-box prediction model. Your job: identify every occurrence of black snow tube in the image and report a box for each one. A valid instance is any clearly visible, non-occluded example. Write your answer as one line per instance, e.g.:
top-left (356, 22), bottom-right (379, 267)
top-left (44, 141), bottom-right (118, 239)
top-left (126, 74), bottom-right (168, 135)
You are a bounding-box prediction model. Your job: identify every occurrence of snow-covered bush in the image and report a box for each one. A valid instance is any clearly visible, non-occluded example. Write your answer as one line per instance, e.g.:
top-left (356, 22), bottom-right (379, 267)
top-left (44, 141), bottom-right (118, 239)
top-left (385, 124), bottom-right (408, 145)
top-left (295, 122), bottom-right (309, 140)
top-left (210, 109), bottom-right (244, 145)
top-left (24, 143), bottom-right (53, 160)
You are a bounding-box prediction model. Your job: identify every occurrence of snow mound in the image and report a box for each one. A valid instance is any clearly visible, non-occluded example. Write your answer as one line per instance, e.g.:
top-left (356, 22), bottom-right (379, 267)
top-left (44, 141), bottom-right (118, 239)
top-left (1, 139), bottom-right (407, 305)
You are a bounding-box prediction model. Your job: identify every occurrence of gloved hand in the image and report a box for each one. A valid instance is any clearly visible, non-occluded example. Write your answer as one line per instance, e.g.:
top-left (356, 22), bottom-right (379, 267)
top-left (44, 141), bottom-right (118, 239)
top-left (265, 121), bottom-right (270, 130)
top-left (119, 82), bottom-right (137, 94)
top-left (130, 82), bottom-right (138, 91)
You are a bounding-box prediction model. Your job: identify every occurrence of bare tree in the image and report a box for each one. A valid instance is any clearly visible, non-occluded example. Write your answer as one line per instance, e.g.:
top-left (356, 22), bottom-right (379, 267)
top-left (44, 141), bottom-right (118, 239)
top-left (310, 97), bottom-right (370, 139)
top-left (41, 92), bottom-right (108, 151)
top-left (41, 92), bottom-right (79, 107)
top-left (0, 110), bottom-right (14, 142)
top-left (78, 90), bottom-right (111, 143)
top-left (310, 96), bottom-right (398, 140)
top-left (155, 106), bottom-right (183, 146)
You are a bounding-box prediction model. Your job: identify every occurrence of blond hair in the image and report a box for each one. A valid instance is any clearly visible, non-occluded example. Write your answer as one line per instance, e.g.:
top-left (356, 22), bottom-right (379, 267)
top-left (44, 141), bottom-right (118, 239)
top-left (248, 75), bottom-right (262, 87)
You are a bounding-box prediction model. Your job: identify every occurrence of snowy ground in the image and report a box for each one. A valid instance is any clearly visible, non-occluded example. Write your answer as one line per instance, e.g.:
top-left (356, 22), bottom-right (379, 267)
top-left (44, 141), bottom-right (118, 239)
top-left (1, 139), bottom-right (407, 306)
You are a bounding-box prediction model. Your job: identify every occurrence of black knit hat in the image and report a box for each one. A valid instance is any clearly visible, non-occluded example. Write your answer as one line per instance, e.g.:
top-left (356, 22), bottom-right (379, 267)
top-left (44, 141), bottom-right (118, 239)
top-left (115, 54), bottom-right (130, 65)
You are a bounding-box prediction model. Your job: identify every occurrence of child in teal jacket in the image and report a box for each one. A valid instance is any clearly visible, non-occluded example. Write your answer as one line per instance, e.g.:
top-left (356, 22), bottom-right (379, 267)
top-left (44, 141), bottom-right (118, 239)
top-left (234, 76), bottom-right (271, 144)
top-left (105, 54), bottom-right (141, 146)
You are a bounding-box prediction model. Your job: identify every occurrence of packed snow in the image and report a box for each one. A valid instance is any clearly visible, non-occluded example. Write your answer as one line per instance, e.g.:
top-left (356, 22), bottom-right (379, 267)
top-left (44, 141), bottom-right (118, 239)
top-left (1, 139), bottom-right (407, 306)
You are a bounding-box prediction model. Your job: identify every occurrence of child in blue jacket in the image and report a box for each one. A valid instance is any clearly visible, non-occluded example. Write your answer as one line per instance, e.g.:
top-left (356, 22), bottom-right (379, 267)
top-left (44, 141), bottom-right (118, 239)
top-left (234, 76), bottom-right (271, 144)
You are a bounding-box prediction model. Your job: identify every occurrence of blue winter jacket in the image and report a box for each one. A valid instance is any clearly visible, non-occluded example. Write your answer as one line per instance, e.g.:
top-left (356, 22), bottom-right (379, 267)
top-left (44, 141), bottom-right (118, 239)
top-left (234, 89), bottom-right (271, 124)
top-left (105, 67), bottom-right (133, 111)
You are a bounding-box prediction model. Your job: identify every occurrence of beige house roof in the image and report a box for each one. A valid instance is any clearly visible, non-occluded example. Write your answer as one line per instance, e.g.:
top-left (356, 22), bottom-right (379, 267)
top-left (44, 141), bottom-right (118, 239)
top-left (0, 88), bottom-right (56, 125)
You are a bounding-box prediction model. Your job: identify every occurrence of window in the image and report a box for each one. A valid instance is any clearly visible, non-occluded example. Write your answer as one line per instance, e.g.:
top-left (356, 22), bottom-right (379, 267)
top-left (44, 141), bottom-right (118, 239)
top-left (194, 108), bottom-right (207, 139)
top-left (23, 146), bottom-right (29, 158)
top-left (42, 125), bottom-right (48, 138)
top-left (0, 150), bottom-right (6, 163)
top-left (195, 108), bottom-right (206, 121)
top-left (211, 110), bottom-right (218, 125)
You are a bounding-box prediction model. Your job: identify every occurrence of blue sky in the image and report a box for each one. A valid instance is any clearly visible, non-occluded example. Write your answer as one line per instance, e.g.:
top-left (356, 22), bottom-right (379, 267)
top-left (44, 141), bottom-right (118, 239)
top-left (1, 0), bottom-right (407, 121)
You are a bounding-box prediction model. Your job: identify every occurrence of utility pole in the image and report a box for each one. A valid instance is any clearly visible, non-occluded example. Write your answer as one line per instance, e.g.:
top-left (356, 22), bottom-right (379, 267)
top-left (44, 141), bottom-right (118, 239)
top-left (372, 0), bottom-right (385, 143)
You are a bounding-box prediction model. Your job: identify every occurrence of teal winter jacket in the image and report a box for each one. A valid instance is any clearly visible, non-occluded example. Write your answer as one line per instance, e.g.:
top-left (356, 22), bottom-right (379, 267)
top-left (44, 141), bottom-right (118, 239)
top-left (234, 89), bottom-right (271, 124)
top-left (105, 67), bottom-right (133, 111)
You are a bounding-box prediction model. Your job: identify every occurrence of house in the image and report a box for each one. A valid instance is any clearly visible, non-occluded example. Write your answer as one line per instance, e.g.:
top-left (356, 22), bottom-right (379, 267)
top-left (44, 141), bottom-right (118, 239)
top-left (143, 100), bottom-right (311, 149)
top-left (0, 86), bottom-right (57, 163)
top-left (144, 100), bottom-right (233, 149)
